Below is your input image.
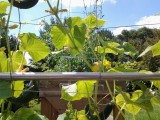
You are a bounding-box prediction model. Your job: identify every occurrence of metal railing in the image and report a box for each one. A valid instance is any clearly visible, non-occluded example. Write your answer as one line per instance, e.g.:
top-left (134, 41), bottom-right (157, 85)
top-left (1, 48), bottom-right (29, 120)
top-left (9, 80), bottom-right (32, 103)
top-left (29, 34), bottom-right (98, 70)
top-left (0, 72), bottom-right (160, 81)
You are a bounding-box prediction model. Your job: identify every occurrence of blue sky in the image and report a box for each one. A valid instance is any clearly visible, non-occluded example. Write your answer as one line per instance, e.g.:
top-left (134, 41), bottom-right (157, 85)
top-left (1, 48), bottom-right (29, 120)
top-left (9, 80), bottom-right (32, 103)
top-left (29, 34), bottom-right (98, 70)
top-left (3, 0), bottom-right (160, 36)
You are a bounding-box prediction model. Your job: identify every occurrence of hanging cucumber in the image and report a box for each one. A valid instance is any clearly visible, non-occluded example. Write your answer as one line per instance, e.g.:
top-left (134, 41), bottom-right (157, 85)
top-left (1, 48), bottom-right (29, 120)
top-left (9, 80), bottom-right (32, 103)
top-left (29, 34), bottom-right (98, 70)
top-left (8, 0), bottom-right (39, 9)
top-left (85, 102), bottom-right (113, 120)
top-left (99, 102), bottom-right (113, 120)
top-left (85, 104), bottom-right (98, 120)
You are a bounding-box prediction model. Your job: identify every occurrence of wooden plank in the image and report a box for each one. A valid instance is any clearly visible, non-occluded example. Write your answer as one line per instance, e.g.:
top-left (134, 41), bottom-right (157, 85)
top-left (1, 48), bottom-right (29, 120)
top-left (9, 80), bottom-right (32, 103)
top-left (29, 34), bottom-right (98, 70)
top-left (41, 97), bottom-right (58, 120)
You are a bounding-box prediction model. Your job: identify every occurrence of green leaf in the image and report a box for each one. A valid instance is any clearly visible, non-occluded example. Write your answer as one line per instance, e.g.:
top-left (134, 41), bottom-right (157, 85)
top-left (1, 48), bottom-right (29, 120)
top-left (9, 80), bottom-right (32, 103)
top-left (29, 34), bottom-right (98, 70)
top-left (51, 23), bottom-right (86, 55)
top-left (12, 51), bottom-right (26, 71)
top-left (133, 81), bottom-right (147, 92)
top-left (13, 108), bottom-right (35, 120)
top-left (120, 42), bottom-right (137, 56)
top-left (151, 96), bottom-right (160, 107)
top-left (13, 108), bottom-right (48, 120)
top-left (0, 111), bottom-right (14, 120)
top-left (28, 114), bottom-right (48, 120)
top-left (0, 51), bottom-right (8, 72)
top-left (61, 80), bottom-right (96, 101)
top-left (104, 41), bottom-right (120, 47)
top-left (0, 51), bottom-right (26, 72)
top-left (135, 97), bottom-right (153, 112)
top-left (103, 41), bottom-right (124, 55)
top-left (19, 33), bottom-right (50, 62)
top-left (108, 67), bottom-right (137, 72)
top-left (116, 90), bottom-right (143, 115)
top-left (84, 14), bottom-right (106, 28)
top-left (12, 81), bottom-right (24, 98)
top-left (50, 26), bottom-right (68, 50)
top-left (77, 110), bottom-right (88, 120)
top-left (138, 46), bottom-right (151, 57)
top-left (76, 80), bottom-right (96, 98)
top-left (95, 46), bottom-right (104, 53)
top-left (150, 40), bottom-right (160, 56)
top-left (152, 80), bottom-right (160, 89)
top-left (0, 99), bottom-right (3, 105)
top-left (70, 24), bottom-right (86, 53)
top-left (0, 1), bottom-right (10, 14)
top-left (0, 81), bottom-right (12, 99)
top-left (66, 17), bottom-right (83, 28)
top-left (105, 47), bottom-right (119, 55)
top-left (95, 44), bottom-right (123, 55)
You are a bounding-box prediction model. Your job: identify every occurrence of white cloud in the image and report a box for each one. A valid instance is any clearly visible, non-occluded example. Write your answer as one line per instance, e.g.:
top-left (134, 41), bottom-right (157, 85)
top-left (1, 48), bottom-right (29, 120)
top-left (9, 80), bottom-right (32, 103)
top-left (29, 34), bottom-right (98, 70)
top-left (39, 0), bottom-right (45, 3)
top-left (106, 0), bottom-right (117, 4)
top-left (46, 0), bottom-right (117, 8)
top-left (112, 15), bottom-right (160, 36)
top-left (135, 15), bottom-right (160, 29)
top-left (113, 27), bottom-right (132, 36)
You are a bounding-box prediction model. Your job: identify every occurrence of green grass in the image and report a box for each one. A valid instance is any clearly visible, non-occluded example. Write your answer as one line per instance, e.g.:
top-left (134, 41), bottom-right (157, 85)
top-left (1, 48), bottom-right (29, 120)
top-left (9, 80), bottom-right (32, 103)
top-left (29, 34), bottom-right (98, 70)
top-left (126, 105), bottom-right (160, 120)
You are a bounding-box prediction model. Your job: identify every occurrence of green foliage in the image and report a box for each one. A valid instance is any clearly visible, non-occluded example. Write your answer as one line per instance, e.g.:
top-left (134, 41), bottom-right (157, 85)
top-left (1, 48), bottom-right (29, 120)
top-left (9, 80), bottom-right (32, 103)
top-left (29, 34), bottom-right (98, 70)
top-left (13, 108), bottom-right (48, 120)
top-left (50, 16), bottom-right (87, 55)
top-left (0, 51), bottom-right (8, 72)
top-left (139, 40), bottom-right (160, 57)
top-left (57, 102), bottom-right (88, 120)
top-left (116, 90), bottom-right (142, 115)
top-left (12, 81), bottom-right (24, 98)
top-left (12, 51), bottom-right (26, 71)
top-left (84, 14), bottom-right (106, 28)
top-left (50, 25), bottom-right (68, 50)
top-left (152, 80), bottom-right (160, 89)
top-left (0, 1), bottom-right (10, 14)
top-left (95, 41), bottom-right (123, 55)
top-left (0, 81), bottom-right (12, 99)
top-left (61, 80), bottom-right (96, 101)
top-left (150, 40), bottom-right (160, 56)
top-left (19, 33), bottom-right (50, 62)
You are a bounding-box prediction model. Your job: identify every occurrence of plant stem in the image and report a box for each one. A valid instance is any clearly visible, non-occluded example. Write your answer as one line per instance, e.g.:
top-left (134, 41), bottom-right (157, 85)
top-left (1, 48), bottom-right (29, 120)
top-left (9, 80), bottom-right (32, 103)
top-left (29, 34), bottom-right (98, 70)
top-left (94, 81), bottom-right (98, 105)
top-left (115, 102), bottom-right (126, 120)
top-left (5, 0), bottom-right (14, 72)
top-left (146, 110), bottom-right (152, 120)
top-left (46, 0), bottom-right (92, 69)
top-left (105, 81), bottom-right (126, 118)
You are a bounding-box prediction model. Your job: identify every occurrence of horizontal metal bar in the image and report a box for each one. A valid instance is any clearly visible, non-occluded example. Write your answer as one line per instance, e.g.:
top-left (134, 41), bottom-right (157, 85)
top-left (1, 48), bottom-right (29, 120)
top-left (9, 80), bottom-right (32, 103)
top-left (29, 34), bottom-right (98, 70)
top-left (0, 72), bottom-right (160, 81)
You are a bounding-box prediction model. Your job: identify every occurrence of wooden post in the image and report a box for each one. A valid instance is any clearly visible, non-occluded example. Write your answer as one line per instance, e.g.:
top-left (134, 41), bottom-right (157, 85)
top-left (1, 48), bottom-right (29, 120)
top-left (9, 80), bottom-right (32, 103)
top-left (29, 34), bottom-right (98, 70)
top-left (40, 81), bottom-right (125, 120)
top-left (41, 97), bottom-right (59, 120)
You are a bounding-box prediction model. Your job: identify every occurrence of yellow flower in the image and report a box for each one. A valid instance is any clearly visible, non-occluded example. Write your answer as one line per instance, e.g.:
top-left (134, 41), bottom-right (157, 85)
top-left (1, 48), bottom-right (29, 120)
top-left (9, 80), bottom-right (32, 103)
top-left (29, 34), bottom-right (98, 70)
top-left (103, 59), bottom-right (111, 67)
top-left (17, 63), bottom-right (29, 72)
top-left (91, 62), bottom-right (101, 72)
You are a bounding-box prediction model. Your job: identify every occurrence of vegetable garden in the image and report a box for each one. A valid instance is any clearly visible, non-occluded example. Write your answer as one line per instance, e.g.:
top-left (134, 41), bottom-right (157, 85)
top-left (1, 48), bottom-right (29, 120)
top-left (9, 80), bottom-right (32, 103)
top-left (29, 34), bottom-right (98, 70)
top-left (0, 0), bottom-right (160, 120)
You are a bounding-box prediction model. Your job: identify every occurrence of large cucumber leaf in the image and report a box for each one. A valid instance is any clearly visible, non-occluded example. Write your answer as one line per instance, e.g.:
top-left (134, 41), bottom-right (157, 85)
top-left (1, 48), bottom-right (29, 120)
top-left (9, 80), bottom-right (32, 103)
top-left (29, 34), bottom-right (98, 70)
top-left (50, 17), bottom-right (87, 55)
top-left (61, 80), bottom-right (96, 101)
top-left (19, 33), bottom-right (50, 62)
top-left (116, 90), bottom-right (142, 115)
